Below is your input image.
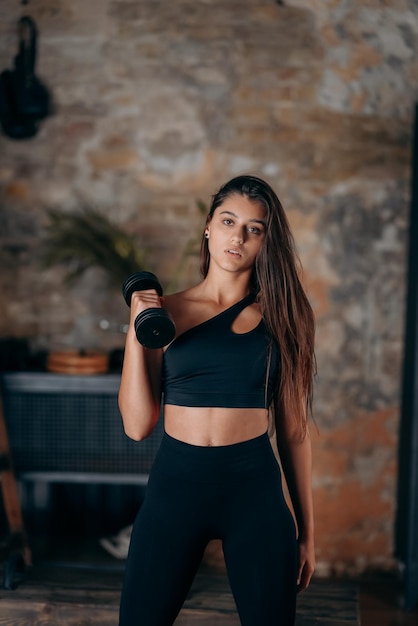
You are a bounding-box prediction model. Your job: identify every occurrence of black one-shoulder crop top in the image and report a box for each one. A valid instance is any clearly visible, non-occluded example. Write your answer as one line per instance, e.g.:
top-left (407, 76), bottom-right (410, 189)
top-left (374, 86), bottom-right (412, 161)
top-left (162, 293), bottom-right (279, 409)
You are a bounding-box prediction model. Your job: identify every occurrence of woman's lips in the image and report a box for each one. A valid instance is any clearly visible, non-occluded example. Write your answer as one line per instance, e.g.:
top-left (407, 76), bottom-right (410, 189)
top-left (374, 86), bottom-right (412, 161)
top-left (226, 248), bottom-right (242, 257)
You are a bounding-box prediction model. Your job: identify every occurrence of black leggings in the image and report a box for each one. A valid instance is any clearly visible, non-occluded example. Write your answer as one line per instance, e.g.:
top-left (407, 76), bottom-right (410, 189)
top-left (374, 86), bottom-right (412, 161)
top-left (119, 431), bottom-right (297, 626)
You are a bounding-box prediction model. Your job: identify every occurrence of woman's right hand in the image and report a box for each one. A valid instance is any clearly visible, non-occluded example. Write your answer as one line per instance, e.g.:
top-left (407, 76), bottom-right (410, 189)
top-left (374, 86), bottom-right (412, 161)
top-left (128, 289), bottom-right (163, 328)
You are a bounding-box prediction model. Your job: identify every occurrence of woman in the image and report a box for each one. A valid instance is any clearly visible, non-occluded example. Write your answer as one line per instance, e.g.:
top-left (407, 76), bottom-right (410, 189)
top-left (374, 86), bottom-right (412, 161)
top-left (118, 175), bottom-right (316, 626)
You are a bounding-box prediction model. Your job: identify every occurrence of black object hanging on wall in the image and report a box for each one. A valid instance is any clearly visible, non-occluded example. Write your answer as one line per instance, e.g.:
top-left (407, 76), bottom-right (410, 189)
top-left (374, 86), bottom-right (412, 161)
top-left (0, 15), bottom-right (51, 139)
top-left (395, 103), bottom-right (418, 611)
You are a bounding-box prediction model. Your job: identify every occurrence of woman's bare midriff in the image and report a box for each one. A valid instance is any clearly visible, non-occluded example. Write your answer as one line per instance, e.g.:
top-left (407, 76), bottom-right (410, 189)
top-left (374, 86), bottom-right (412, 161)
top-left (163, 405), bottom-right (269, 446)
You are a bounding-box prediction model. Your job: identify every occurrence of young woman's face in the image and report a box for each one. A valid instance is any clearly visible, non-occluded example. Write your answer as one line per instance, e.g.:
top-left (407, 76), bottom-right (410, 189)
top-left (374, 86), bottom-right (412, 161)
top-left (205, 194), bottom-right (266, 275)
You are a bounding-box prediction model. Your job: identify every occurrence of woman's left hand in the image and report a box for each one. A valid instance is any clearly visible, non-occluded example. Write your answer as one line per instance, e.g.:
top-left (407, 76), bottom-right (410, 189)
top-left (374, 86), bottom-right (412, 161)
top-left (297, 538), bottom-right (315, 593)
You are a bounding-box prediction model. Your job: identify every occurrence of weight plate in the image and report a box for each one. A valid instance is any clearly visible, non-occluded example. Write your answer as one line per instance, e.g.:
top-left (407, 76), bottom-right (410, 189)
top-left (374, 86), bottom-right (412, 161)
top-left (134, 309), bottom-right (176, 349)
top-left (122, 271), bottom-right (162, 305)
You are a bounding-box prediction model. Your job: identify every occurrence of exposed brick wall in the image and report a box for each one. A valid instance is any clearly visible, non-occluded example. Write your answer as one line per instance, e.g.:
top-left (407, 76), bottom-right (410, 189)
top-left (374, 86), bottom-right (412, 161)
top-left (1, 0), bottom-right (417, 576)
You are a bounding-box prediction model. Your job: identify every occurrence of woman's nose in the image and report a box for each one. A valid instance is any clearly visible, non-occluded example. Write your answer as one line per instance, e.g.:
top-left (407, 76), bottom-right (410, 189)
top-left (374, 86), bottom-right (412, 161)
top-left (231, 229), bottom-right (244, 244)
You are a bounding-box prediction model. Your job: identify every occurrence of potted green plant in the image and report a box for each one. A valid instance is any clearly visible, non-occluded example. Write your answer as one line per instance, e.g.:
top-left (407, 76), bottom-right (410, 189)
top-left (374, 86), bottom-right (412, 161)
top-left (41, 207), bottom-right (145, 288)
top-left (40, 207), bottom-right (146, 373)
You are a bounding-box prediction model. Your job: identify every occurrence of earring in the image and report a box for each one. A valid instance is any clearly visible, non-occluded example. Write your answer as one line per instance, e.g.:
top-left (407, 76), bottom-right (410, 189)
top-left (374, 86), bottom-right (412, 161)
top-left (205, 232), bottom-right (209, 239)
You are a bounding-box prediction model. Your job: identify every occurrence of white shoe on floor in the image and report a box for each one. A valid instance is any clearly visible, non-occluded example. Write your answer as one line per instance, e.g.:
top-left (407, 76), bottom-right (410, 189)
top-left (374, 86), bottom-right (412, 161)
top-left (99, 524), bottom-right (133, 559)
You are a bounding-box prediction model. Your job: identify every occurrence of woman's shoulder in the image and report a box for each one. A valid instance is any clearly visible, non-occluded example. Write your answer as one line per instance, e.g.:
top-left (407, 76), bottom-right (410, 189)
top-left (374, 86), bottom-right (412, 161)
top-left (165, 286), bottom-right (199, 306)
top-left (164, 286), bottom-right (205, 336)
top-left (164, 286), bottom-right (202, 318)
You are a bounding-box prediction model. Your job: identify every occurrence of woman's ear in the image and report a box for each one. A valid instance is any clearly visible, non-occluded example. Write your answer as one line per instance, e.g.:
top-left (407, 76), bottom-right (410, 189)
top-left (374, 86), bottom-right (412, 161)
top-left (204, 215), bottom-right (212, 239)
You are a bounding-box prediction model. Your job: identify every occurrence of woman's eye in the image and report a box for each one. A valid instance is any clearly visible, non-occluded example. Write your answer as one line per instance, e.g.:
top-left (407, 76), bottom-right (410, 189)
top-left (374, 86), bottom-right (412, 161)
top-left (223, 219), bottom-right (233, 225)
top-left (248, 226), bottom-right (261, 234)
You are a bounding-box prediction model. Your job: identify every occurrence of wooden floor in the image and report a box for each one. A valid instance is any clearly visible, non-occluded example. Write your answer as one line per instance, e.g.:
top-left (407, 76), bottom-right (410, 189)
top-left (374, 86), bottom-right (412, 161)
top-left (0, 531), bottom-right (359, 626)
top-left (358, 577), bottom-right (418, 626)
top-left (1, 534), bottom-right (416, 625)
top-left (1, 562), bottom-right (358, 626)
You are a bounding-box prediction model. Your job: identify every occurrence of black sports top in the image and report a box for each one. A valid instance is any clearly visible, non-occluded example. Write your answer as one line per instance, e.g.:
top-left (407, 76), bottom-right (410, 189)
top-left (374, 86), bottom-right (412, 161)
top-left (163, 294), bottom-right (278, 409)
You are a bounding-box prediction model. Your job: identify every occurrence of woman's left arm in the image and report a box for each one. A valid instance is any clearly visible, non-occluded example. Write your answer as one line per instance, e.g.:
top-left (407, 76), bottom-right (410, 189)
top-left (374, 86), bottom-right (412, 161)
top-left (276, 425), bottom-right (315, 592)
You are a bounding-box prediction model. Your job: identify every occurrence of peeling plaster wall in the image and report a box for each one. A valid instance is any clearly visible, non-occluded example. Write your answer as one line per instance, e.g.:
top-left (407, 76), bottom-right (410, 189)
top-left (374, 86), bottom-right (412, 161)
top-left (0, 0), bottom-right (417, 575)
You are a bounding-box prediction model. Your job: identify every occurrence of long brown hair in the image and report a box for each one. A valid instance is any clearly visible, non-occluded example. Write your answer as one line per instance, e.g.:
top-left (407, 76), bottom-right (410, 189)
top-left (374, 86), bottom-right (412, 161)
top-left (200, 175), bottom-right (316, 440)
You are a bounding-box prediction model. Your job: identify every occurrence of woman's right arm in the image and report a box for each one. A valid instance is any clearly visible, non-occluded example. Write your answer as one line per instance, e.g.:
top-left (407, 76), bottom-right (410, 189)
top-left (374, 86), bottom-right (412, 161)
top-left (118, 289), bottom-right (164, 441)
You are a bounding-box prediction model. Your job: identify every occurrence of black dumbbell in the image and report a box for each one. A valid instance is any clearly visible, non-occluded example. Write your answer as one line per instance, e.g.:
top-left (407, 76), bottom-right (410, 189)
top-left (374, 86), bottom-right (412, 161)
top-left (122, 271), bottom-right (176, 349)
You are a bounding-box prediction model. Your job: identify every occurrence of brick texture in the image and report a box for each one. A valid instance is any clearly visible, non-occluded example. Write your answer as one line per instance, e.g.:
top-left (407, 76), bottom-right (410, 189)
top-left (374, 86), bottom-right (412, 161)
top-left (1, 0), bottom-right (417, 576)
